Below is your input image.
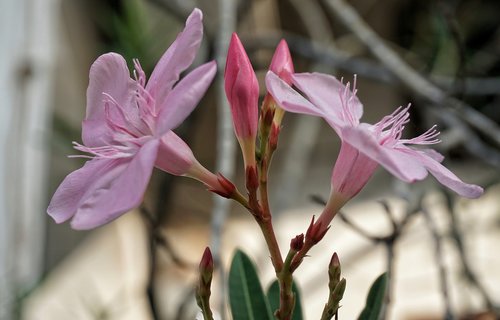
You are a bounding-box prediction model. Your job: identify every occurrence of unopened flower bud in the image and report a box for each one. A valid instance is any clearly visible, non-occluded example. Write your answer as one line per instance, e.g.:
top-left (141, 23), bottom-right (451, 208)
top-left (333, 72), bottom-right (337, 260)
top-left (269, 39), bottom-right (294, 85)
top-left (328, 252), bottom-right (341, 288)
top-left (225, 33), bottom-right (258, 169)
top-left (290, 234), bottom-right (305, 252)
top-left (199, 247), bottom-right (214, 286)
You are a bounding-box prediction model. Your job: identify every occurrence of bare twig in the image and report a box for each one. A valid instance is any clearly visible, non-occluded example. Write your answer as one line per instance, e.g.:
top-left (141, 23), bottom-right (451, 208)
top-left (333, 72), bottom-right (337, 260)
top-left (322, 0), bottom-right (500, 148)
top-left (443, 193), bottom-right (499, 314)
top-left (311, 194), bottom-right (422, 319)
top-left (421, 208), bottom-right (454, 320)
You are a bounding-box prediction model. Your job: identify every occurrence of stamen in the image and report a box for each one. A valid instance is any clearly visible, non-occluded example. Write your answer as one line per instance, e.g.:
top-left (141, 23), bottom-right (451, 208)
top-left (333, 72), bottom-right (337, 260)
top-left (133, 59), bottom-right (146, 87)
top-left (401, 125), bottom-right (441, 145)
top-left (337, 77), bottom-right (359, 126)
top-left (103, 98), bottom-right (139, 138)
top-left (71, 141), bottom-right (134, 159)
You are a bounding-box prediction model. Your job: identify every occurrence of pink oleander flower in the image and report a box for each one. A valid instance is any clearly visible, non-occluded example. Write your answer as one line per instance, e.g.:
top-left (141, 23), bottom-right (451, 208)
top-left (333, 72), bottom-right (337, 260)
top-left (48, 9), bottom-right (222, 230)
top-left (224, 33), bottom-right (259, 168)
top-left (266, 71), bottom-right (483, 229)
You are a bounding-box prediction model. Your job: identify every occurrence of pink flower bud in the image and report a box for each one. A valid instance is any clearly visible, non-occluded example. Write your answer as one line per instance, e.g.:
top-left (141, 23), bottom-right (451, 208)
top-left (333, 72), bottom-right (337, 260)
top-left (269, 39), bottom-right (294, 85)
top-left (225, 33), bottom-right (259, 140)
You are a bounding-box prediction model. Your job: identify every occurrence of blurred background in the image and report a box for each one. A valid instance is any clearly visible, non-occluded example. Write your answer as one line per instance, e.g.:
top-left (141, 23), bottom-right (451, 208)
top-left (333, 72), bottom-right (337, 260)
top-left (1, 0), bottom-right (500, 319)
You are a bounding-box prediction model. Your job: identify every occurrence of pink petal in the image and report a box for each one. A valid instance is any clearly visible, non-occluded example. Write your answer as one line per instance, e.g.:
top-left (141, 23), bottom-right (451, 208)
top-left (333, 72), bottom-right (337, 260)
top-left (155, 61), bottom-right (216, 136)
top-left (411, 149), bottom-right (484, 198)
top-left (155, 131), bottom-right (195, 176)
top-left (331, 142), bottom-right (379, 199)
top-left (340, 124), bottom-right (428, 182)
top-left (265, 71), bottom-right (324, 118)
top-left (292, 72), bottom-right (363, 126)
top-left (146, 8), bottom-right (203, 110)
top-left (83, 53), bottom-right (136, 147)
top-left (70, 139), bottom-right (160, 230)
top-left (47, 158), bottom-right (125, 224)
top-left (420, 148), bottom-right (445, 162)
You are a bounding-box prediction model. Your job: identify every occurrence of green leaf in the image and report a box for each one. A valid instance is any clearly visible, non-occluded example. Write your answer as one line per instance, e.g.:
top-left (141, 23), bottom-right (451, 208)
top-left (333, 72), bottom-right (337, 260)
top-left (267, 280), bottom-right (304, 320)
top-left (358, 272), bottom-right (388, 320)
top-left (228, 250), bottom-right (273, 320)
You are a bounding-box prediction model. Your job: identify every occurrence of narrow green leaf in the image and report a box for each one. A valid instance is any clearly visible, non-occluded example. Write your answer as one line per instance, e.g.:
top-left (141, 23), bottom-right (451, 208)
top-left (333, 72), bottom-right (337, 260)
top-left (266, 280), bottom-right (304, 320)
top-left (228, 250), bottom-right (273, 320)
top-left (358, 272), bottom-right (388, 320)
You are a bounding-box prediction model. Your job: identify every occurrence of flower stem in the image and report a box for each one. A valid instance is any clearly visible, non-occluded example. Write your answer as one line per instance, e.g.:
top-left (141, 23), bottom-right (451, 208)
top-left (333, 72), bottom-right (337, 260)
top-left (290, 240), bottom-right (315, 273)
top-left (275, 250), bottom-right (297, 320)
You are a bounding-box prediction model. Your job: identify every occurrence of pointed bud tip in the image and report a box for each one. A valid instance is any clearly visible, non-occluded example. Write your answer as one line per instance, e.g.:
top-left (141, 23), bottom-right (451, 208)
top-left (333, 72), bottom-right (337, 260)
top-left (305, 216), bottom-right (330, 244)
top-left (200, 247), bottom-right (213, 269)
top-left (330, 252), bottom-right (340, 268)
top-left (269, 39), bottom-right (294, 84)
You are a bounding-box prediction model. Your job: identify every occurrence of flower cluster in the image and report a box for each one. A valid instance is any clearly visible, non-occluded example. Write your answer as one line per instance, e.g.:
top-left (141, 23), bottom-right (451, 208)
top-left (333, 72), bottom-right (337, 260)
top-left (47, 7), bottom-right (485, 320)
top-left (48, 7), bottom-right (482, 232)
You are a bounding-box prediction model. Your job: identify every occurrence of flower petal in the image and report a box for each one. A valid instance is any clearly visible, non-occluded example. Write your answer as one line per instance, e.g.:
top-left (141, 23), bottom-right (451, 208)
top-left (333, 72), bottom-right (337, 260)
top-left (265, 71), bottom-right (324, 118)
top-left (292, 72), bottom-right (363, 126)
top-left (155, 61), bottom-right (216, 136)
top-left (411, 149), bottom-right (484, 198)
top-left (332, 142), bottom-right (379, 199)
top-left (47, 158), bottom-right (125, 224)
top-left (155, 131), bottom-right (195, 176)
top-left (70, 139), bottom-right (160, 230)
top-left (146, 8), bottom-right (203, 110)
top-left (83, 53), bottom-right (136, 147)
top-left (340, 124), bottom-right (428, 182)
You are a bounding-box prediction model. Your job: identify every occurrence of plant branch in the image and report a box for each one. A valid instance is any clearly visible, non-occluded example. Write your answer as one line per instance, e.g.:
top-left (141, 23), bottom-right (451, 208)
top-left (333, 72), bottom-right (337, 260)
top-left (322, 0), bottom-right (500, 148)
top-left (421, 208), bottom-right (454, 320)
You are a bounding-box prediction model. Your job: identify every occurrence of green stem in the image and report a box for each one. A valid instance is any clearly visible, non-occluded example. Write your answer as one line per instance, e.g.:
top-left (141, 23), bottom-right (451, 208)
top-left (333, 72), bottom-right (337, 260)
top-left (276, 250), bottom-right (297, 320)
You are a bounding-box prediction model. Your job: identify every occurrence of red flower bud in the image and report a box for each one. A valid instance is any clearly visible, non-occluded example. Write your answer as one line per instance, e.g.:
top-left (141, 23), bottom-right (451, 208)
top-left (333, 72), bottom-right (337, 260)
top-left (199, 247), bottom-right (214, 285)
top-left (290, 234), bottom-right (305, 252)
